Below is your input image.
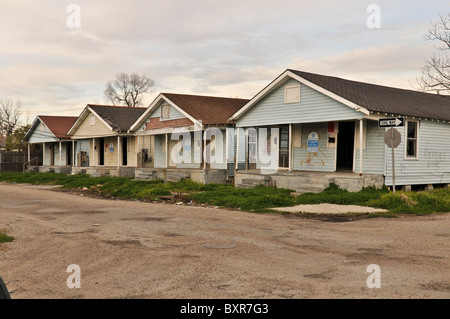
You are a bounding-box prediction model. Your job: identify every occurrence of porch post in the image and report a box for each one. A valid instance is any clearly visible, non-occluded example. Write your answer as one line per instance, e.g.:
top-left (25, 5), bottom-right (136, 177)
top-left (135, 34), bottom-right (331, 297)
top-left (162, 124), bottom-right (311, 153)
top-left (43, 142), bottom-right (46, 166)
top-left (117, 136), bottom-right (120, 168)
top-left (72, 141), bottom-right (75, 167)
top-left (359, 119), bottom-right (363, 175)
top-left (165, 134), bottom-right (168, 168)
top-left (59, 141), bottom-right (62, 167)
top-left (235, 128), bottom-right (240, 170)
top-left (203, 130), bottom-right (207, 171)
top-left (92, 138), bottom-right (95, 167)
top-left (289, 124), bottom-right (292, 171)
top-left (27, 144), bottom-right (31, 163)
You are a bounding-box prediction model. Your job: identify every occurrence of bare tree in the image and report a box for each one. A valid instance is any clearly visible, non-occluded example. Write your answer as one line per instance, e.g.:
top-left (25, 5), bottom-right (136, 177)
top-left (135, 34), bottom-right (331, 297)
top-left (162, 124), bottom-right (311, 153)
top-left (104, 72), bottom-right (155, 107)
top-left (0, 98), bottom-right (22, 136)
top-left (417, 13), bottom-right (450, 94)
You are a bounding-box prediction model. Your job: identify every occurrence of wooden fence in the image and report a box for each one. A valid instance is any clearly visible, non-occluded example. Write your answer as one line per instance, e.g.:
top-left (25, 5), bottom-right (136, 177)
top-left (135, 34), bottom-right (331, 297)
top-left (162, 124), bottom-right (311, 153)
top-left (0, 151), bottom-right (42, 172)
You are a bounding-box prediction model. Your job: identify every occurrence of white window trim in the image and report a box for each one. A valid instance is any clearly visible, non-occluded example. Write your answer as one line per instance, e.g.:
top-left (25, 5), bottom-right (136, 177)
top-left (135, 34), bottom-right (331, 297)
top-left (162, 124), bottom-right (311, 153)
top-left (404, 120), bottom-right (419, 160)
top-left (89, 115), bottom-right (96, 126)
top-left (284, 84), bottom-right (301, 104)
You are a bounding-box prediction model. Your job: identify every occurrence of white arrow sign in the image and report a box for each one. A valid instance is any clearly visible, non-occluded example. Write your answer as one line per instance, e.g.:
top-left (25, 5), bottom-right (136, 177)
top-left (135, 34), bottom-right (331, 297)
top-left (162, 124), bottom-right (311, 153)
top-left (378, 117), bottom-right (404, 127)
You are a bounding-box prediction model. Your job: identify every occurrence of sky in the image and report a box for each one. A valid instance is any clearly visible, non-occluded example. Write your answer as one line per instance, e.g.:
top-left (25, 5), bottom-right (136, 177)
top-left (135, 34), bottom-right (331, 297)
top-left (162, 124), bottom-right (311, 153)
top-left (0, 0), bottom-right (448, 123)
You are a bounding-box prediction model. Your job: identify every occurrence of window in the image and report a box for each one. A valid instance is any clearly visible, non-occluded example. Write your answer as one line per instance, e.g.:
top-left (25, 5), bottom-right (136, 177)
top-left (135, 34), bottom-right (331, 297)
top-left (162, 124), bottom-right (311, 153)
top-left (161, 104), bottom-right (170, 120)
top-left (89, 115), bottom-right (96, 126)
top-left (405, 121), bottom-right (418, 158)
top-left (284, 84), bottom-right (301, 104)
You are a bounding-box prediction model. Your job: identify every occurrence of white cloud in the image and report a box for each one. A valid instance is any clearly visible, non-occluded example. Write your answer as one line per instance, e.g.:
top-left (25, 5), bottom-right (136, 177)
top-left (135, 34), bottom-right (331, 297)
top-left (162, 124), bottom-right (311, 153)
top-left (0, 0), bottom-right (448, 120)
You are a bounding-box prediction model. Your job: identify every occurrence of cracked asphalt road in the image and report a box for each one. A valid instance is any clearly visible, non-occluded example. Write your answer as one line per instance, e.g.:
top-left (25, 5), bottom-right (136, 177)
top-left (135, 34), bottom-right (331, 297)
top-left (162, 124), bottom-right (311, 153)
top-left (0, 182), bottom-right (449, 299)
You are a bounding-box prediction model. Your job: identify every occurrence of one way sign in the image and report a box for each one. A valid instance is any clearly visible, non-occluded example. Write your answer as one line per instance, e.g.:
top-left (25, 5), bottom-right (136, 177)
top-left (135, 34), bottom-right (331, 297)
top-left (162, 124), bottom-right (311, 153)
top-left (378, 117), bottom-right (404, 127)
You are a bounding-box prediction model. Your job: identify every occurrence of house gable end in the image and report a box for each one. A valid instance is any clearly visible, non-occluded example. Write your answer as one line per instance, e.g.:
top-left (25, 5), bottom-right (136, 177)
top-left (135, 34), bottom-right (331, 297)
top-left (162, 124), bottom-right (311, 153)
top-left (236, 78), bottom-right (365, 127)
top-left (26, 119), bottom-right (58, 143)
top-left (70, 109), bottom-right (115, 138)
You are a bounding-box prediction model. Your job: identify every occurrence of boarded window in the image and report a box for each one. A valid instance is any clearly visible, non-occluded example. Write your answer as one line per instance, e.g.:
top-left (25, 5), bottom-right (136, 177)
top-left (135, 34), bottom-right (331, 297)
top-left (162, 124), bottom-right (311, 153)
top-left (284, 85), bottom-right (301, 104)
top-left (161, 104), bottom-right (171, 119)
top-left (89, 115), bottom-right (96, 126)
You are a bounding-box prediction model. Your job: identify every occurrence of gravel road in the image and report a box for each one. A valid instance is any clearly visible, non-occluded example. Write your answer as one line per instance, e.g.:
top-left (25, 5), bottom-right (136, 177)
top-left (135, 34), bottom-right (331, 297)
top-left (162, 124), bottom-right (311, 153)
top-left (0, 182), bottom-right (449, 299)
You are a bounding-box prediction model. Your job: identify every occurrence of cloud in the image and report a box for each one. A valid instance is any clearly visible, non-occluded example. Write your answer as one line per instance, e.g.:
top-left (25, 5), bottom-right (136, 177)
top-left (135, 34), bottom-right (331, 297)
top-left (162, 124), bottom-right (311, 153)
top-left (0, 0), bottom-right (448, 120)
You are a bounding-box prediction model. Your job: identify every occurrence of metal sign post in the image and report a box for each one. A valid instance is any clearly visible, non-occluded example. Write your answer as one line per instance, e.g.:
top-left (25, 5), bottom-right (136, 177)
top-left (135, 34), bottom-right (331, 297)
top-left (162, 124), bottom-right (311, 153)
top-left (391, 128), bottom-right (396, 193)
top-left (383, 127), bottom-right (402, 193)
top-left (379, 118), bottom-right (403, 193)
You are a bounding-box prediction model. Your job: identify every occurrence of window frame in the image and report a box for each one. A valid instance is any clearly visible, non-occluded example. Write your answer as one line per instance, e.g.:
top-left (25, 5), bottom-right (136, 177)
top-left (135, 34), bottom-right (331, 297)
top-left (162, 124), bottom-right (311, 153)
top-left (404, 120), bottom-right (419, 160)
top-left (89, 114), bottom-right (96, 126)
top-left (284, 84), bottom-right (301, 104)
top-left (161, 104), bottom-right (171, 120)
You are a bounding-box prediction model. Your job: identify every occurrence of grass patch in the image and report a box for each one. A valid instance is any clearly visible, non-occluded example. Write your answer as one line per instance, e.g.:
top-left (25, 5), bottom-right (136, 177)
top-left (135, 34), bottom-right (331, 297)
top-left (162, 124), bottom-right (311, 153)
top-left (295, 183), bottom-right (390, 206)
top-left (1, 172), bottom-right (450, 216)
top-left (0, 230), bottom-right (14, 243)
top-left (192, 184), bottom-right (295, 211)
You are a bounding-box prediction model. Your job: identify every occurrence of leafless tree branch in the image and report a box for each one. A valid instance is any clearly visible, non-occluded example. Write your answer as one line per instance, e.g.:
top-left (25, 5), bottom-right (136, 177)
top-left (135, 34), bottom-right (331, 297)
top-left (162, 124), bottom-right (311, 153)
top-left (0, 98), bottom-right (23, 136)
top-left (417, 13), bottom-right (450, 94)
top-left (104, 72), bottom-right (155, 107)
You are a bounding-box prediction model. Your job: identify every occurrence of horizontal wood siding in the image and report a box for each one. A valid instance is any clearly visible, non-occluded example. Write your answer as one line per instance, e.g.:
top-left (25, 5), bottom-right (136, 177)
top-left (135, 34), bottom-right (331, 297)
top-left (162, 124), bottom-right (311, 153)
top-left (136, 102), bottom-right (189, 132)
top-left (174, 133), bottom-right (201, 169)
top-left (150, 102), bottom-right (186, 121)
top-left (236, 128), bottom-right (247, 168)
top-left (236, 78), bottom-right (364, 127)
top-left (28, 121), bottom-right (58, 144)
top-left (354, 120), bottom-right (385, 174)
top-left (100, 137), bottom-right (118, 167)
top-left (71, 111), bottom-right (113, 138)
top-left (154, 135), bottom-right (167, 168)
top-left (127, 137), bottom-right (137, 167)
top-left (292, 122), bottom-right (335, 172)
top-left (385, 120), bottom-right (450, 185)
top-left (75, 139), bottom-right (90, 167)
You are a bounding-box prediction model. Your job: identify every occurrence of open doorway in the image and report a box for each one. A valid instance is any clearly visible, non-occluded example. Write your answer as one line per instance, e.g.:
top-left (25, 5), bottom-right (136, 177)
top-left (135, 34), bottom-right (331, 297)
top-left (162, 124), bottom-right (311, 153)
top-left (67, 142), bottom-right (72, 166)
top-left (336, 121), bottom-right (355, 171)
top-left (99, 138), bottom-right (105, 166)
top-left (122, 137), bottom-right (127, 166)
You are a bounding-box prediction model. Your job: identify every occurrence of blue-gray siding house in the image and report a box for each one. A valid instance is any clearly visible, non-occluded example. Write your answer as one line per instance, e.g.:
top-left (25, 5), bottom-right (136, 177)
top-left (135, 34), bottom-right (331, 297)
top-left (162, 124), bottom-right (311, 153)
top-left (24, 115), bottom-right (78, 174)
top-left (228, 69), bottom-right (450, 192)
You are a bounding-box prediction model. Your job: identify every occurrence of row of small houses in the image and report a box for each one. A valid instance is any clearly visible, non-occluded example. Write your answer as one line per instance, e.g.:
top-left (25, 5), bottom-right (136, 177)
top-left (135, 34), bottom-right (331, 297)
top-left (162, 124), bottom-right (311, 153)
top-left (23, 69), bottom-right (450, 193)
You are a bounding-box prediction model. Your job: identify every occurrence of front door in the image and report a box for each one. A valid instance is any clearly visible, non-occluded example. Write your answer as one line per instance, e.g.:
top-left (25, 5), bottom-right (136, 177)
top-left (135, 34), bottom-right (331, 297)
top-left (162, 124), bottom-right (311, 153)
top-left (336, 121), bottom-right (355, 171)
top-left (279, 125), bottom-right (289, 168)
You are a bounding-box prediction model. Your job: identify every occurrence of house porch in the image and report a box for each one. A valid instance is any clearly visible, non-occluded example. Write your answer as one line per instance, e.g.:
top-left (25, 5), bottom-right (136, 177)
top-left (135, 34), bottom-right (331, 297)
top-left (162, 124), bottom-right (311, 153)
top-left (235, 169), bottom-right (384, 193)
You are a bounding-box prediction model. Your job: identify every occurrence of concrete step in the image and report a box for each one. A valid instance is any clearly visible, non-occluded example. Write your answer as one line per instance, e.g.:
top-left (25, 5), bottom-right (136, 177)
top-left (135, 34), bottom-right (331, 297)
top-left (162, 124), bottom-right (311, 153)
top-left (166, 171), bottom-right (191, 182)
top-left (135, 170), bottom-right (157, 180)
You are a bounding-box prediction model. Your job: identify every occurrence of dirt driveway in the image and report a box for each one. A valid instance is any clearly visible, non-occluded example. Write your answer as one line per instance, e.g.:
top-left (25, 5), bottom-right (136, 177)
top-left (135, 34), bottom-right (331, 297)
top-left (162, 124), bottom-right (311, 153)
top-left (0, 182), bottom-right (449, 299)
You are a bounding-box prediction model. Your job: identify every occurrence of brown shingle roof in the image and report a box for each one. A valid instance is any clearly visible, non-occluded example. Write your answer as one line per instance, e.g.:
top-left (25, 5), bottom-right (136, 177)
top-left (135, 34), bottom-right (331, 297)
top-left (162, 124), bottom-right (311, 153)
top-left (289, 69), bottom-right (450, 121)
top-left (88, 105), bottom-right (147, 133)
top-left (39, 116), bottom-right (78, 139)
top-left (163, 93), bottom-right (250, 125)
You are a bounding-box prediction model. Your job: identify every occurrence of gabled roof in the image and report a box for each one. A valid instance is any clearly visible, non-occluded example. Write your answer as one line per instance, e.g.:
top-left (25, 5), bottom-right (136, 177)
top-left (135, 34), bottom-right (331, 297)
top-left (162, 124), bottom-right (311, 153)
top-left (230, 69), bottom-right (450, 122)
top-left (88, 104), bottom-right (147, 132)
top-left (68, 104), bottom-right (147, 135)
top-left (130, 93), bottom-right (250, 131)
top-left (25, 115), bottom-right (78, 142)
top-left (39, 116), bottom-right (78, 138)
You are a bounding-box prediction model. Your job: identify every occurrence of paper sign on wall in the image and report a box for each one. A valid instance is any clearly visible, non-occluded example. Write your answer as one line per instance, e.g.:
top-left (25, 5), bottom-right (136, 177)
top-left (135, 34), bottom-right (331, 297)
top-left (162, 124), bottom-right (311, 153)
top-left (307, 132), bottom-right (319, 153)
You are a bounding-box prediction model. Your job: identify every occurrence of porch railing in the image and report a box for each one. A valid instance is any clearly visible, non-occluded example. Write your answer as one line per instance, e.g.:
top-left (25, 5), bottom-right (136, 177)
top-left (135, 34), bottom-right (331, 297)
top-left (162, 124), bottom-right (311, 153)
top-left (23, 156), bottom-right (40, 173)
